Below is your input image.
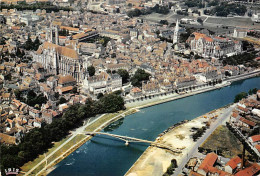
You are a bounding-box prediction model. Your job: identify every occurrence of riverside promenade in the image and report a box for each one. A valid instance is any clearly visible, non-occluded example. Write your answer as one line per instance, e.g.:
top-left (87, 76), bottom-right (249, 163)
top-left (125, 70), bottom-right (260, 108)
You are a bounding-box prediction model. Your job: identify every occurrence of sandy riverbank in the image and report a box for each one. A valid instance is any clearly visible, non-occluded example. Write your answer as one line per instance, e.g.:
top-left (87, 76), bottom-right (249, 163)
top-left (125, 107), bottom-right (226, 176)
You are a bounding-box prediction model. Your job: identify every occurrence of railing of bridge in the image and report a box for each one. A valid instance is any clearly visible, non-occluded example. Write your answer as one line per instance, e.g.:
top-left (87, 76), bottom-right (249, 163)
top-left (85, 132), bottom-right (181, 153)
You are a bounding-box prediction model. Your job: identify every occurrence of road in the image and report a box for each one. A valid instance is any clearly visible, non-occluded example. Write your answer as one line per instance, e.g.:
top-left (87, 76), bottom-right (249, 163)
top-left (173, 104), bottom-right (236, 176)
top-left (224, 69), bottom-right (260, 82)
top-left (24, 114), bottom-right (106, 176)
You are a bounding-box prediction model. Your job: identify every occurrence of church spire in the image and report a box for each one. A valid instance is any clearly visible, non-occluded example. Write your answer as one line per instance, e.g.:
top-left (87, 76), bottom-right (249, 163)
top-left (173, 19), bottom-right (179, 44)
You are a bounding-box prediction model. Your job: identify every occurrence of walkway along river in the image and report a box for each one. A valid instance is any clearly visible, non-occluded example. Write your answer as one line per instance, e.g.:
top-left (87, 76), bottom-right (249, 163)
top-left (49, 77), bottom-right (260, 176)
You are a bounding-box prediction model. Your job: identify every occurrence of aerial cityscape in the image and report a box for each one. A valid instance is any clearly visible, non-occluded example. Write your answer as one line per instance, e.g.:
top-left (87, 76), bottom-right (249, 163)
top-left (0, 0), bottom-right (260, 175)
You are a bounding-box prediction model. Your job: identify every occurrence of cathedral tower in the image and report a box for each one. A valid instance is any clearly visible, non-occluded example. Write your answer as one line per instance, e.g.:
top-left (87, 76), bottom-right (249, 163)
top-left (50, 23), bottom-right (53, 43)
top-left (55, 25), bottom-right (59, 45)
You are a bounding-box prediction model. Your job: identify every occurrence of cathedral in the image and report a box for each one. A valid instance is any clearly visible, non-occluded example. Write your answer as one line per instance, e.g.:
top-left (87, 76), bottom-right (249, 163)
top-left (186, 32), bottom-right (242, 58)
top-left (33, 24), bottom-right (85, 83)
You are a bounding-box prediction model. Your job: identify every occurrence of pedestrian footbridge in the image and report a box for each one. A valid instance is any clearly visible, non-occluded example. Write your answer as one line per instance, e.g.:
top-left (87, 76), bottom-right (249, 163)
top-left (85, 132), bottom-right (181, 153)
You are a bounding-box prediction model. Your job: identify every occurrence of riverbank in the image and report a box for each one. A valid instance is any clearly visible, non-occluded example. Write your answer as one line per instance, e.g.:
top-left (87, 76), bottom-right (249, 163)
top-left (125, 105), bottom-right (233, 176)
top-left (127, 81), bottom-right (230, 109)
top-left (23, 83), bottom-right (227, 175)
top-left (126, 70), bottom-right (260, 109)
top-left (48, 75), bottom-right (260, 176)
top-left (28, 108), bottom-right (139, 176)
top-left (25, 71), bottom-right (259, 176)
top-left (42, 83), bottom-right (226, 175)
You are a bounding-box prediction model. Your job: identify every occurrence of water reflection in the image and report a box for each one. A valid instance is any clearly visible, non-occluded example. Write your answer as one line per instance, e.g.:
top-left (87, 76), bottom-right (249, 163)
top-left (104, 118), bottom-right (124, 132)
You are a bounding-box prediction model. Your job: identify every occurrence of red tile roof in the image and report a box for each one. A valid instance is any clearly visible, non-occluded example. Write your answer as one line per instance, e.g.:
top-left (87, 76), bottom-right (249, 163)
top-left (131, 87), bottom-right (142, 93)
top-left (199, 153), bottom-right (218, 171)
top-left (235, 163), bottom-right (260, 176)
top-left (60, 86), bottom-right (73, 93)
top-left (58, 75), bottom-right (76, 84)
top-left (232, 112), bottom-right (239, 118)
top-left (199, 153), bottom-right (232, 176)
top-left (250, 135), bottom-right (260, 143)
top-left (255, 145), bottom-right (260, 152)
top-left (226, 156), bottom-right (241, 169)
top-left (237, 106), bottom-right (249, 113)
top-left (239, 117), bottom-right (256, 127)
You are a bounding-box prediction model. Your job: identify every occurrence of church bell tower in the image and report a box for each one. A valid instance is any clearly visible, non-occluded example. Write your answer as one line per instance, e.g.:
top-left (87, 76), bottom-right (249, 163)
top-left (173, 19), bottom-right (179, 44)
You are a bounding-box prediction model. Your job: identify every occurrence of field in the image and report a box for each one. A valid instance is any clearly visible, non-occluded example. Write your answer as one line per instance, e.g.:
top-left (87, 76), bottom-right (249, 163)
top-left (201, 125), bottom-right (243, 158)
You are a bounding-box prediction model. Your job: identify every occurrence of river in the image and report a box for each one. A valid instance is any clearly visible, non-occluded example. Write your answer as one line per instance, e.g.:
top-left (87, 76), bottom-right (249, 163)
top-left (49, 77), bottom-right (260, 176)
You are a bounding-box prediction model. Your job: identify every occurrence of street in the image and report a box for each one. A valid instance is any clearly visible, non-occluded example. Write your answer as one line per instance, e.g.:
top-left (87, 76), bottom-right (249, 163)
top-left (173, 104), bottom-right (236, 176)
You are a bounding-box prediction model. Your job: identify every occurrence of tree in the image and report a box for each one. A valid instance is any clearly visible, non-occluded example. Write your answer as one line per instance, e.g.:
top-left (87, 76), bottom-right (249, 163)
top-left (0, 37), bottom-right (6, 45)
top-left (107, 69), bottom-right (112, 74)
top-left (54, 92), bottom-right (59, 99)
top-left (99, 93), bottom-right (125, 113)
top-left (252, 88), bottom-right (258, 94)
top-left (211, 3), bottom-right (247, 17)
top-left (33, 37), bottom-right (41, 51)
top-left (99, 37), bottom-right (111, 47)
top-left (160, 20), bottom-right (168, 25)
top-left (248, 89), bottom-right (253, 95)
top-left (72, 87), bottom-right (78, 94)
top-left (19, 22), bottom-right (26, 27)
top-left (26, 91), bottom-right (47, 107)
top-left (14, 90), bottom-right (22, 100)
top-left (234, 92), bottom-right (248, 103)
top-left (59, 97), bottom-right (67, 104)
top-left (16, 48), bottom-right (24, 58)
top-left (127, 8), bottom-right (141, 18)
top-left (24, 34), bottom-right (33, 50)
top-left (97, 93), bottom-right (103, 99)
top-left (87, 66), bottom-right (95, 77)
top-left (130, 69), bottom-right (151, 87)
top-left (113, 90), bottom-right (122, 95)
top-left (27, 90), bottom-right (36, 99)
top-left (0, 16), bottom-right (6, 24)
top-left (117, 69), bottom-right (129, 84)
top-left (4, 73), bottom-right (12, 81)
top-left (111, 53), bottom-right (116, 58)
top-left (197, 18), bottom-right (203, 25)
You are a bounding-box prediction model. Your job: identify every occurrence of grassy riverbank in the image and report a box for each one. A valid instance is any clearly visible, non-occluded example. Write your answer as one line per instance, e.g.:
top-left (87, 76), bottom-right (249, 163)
top-left (20, 108), bottom-right (139, 176)
top-left (21, 134), bottom-right (86, 175)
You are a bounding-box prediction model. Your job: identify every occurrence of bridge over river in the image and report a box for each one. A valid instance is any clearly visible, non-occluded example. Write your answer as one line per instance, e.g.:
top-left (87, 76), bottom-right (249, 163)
top-left (85, 132), bottom-right (181, 154)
